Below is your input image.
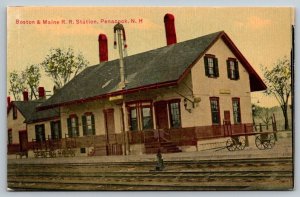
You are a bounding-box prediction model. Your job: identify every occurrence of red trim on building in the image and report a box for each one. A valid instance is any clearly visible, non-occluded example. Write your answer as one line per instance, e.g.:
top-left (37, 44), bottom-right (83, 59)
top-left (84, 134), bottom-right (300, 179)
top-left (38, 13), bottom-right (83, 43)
top-left (37, 80), bottom-right (177, 111)
top-left (69, 114), bottom-right (77, 118)
top-left (221, 33), bottom-right (267, 91)
top-left (125, 99), bottom-right (153, 106)
top-left (177, 33), bottom-right (222, 85)
top-left (204, 54), bottom-right (216, 58)
top-left (84, 112), bottom-right (93, 116)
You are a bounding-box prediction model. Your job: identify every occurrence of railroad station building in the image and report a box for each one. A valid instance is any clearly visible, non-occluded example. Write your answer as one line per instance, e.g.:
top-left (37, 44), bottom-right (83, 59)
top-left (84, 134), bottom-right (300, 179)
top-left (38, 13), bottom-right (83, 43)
top-left (7, 13), bottom-right (266, 158)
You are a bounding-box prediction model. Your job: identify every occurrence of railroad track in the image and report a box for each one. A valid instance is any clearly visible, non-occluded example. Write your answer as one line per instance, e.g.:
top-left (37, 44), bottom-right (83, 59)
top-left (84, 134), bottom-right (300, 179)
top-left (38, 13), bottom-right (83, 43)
top-left (7, 157), bottom-right (293, 191)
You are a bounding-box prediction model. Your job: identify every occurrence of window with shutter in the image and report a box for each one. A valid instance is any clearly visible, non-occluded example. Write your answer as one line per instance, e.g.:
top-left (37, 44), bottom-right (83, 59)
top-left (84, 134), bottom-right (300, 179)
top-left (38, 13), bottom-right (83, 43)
top-left (91, 114), bottom-right (95, 135)
top-left (213, 58), bottom-right (219, 77)
top-left (141, 106), bottom-right (153, 130)
top-left (129, 107), bottom-right (138, 131)
top-left (232, 98), bottom-right (242, 124)
top-left (35, 124), bottom-right (45, 142)
top-left (82, 112), bottom-right (95, 136)
top-left (227, 58), bottom-right (239, 80)
top-left (8, 129), bottom-right (12, 144)
top-left (126, 101), bottom-right (153, 131)
top-left (168, 100), bottom-right (181, 128)
top-left (67, 115), bottom-right (79, 137)
top-left (210, 97), bottom-right (220, 125)
top-left (234, 61), bottom-right (239, 79)
top-left (82, 115), bottom-right (87, 136)
top-left (51, 120), bottom-right (62, 139)
top-left (204, 55), bottom-right (219, 78)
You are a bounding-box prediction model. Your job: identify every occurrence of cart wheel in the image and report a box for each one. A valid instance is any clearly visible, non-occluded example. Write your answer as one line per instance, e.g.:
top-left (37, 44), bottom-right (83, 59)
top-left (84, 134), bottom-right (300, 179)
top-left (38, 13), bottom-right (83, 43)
top-left (226, 138), bottom-right (237, 151)
top-left (236, 137), bottom-right (246, 150)
top-left (266, 134), bottom-right (275, 149)
top-left (255, 135), bottom-right (267, 150)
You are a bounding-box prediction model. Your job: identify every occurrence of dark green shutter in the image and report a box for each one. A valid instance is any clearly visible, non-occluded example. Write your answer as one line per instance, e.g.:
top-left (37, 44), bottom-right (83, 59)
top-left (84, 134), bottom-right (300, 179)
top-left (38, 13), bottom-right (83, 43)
top-left (214, 58), bottom-right (219, 77)
top-left (91, 114), bottom-right (95, 135)
top-left (75, 117), bottom-right (79, 137)
top-left (204, 56), bottom-right (209, 76)
top-left (35, 125), bottom-right (39, 141)
top-left (67, 118), bottom-right (72, 137)
top-left (82, 115), bottom-right (87, 136)
top-left (234, 61), bottom-right (239, 80)
top-left (50, 121), bottom-right (54, 139)
top-left (227, 60), bottom-right (231, 79)
top-left (41, 125), bottom-right (45, 141)
top-left (58, 121), bottom-right (62, 139)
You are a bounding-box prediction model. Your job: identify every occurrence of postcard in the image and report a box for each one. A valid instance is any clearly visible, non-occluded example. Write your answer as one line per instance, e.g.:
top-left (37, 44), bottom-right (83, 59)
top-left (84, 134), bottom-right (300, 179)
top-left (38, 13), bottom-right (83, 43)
top-left (7, 7), bottom-right (294, 191)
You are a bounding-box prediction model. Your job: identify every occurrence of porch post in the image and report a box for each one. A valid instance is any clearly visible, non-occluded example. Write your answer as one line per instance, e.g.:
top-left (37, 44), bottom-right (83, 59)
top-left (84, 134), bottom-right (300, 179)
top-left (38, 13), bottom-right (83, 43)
top-left (122, 101), bottom-right (130, 155)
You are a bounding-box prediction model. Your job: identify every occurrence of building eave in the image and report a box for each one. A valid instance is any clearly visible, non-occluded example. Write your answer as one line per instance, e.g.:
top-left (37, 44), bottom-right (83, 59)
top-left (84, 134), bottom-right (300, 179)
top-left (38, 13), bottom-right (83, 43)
top-left (37, 80), bottom-right (178, 111)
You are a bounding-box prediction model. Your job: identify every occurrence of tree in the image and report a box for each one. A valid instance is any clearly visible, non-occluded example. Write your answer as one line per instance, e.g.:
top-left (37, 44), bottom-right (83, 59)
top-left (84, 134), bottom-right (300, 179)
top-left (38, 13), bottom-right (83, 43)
top-left (40, 48), bottom-right (89, 88)
top-left (8, 65), bottom-right (41, 101)
top-left (252, 104), bottom-right (274, 130)
top-left (22, 64), bottom-right (41, 99)
top-left (8, 71), bottom-right (26, 101)
top-left (262, 56), bottom-right (291, 130)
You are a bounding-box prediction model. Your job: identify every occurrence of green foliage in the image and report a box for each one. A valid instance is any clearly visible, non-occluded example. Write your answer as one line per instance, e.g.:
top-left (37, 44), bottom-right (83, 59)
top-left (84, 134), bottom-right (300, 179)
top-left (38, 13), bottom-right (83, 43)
top-left (8, 64), bottom-right (41, 100)
top-left (22, 64), bottom-right (41, 99)
top-left (8, 71), bottom-right (26, 101)
top-left (40, 48), bottom-right (89, 88)
top-left (252, 104), bottom-right (274, 126)
top-left (261, 56), bottom-right (291, 130)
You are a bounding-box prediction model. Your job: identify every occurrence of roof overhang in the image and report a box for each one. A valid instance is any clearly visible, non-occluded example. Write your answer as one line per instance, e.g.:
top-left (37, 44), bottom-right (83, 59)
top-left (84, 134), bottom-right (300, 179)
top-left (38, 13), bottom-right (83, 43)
top-left (37, 80), bottom-right (178, 111)
top-left (38, 31), bottom-right (267, 111)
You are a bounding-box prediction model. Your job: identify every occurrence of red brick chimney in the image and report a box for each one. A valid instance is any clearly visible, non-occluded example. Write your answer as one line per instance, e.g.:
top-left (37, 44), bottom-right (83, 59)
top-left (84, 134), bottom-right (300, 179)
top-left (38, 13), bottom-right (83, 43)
top-left (7, 96), bottom-right (11, 107)
top-left (38, 87), bottom-right (45, 99)
top-left (164, 13), bottom-right (177, 45)
top-left (98, 34), bottom-right (108, 63)
top-left (23, 91), bottom-right (29, 101)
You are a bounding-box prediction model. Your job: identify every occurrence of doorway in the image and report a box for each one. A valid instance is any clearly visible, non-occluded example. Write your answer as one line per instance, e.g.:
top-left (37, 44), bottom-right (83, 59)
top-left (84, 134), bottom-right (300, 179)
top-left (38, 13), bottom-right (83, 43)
top-left (104, 109), bottom-right (115, 144)
top-left (154, 101), bottom-right (169, 129)
top-left (19, 130), bottom-right (28, 153)
top-left (223, 110), bottom-right (232, 136)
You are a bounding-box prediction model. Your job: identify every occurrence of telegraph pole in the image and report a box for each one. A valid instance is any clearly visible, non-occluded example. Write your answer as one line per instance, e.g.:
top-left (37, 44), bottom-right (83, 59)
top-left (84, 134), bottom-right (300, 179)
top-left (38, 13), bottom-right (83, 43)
top-left (113, 23), bottom-right (129, 155)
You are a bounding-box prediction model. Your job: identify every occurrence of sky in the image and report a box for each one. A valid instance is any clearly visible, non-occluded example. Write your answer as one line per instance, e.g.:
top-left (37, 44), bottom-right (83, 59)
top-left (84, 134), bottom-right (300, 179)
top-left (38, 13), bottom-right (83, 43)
top-left (7, 7), bottom-right (294, 107)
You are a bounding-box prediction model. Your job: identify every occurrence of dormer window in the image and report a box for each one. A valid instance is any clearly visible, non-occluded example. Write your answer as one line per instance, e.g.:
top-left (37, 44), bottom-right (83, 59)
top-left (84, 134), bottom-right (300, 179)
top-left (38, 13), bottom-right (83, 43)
top-left (204, 55), bottom-right (219, 78)
top-left (227, 58), bottom-right (239, 80)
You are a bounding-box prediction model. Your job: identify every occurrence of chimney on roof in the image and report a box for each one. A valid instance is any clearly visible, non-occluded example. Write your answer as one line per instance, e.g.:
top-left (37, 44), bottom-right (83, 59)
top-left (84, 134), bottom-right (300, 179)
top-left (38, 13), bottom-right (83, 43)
top-left (7, 96), bottom-right (11, 107)
top-left (23, 91), bottom-right (29, 101)
top-left (38, 87), bottom-right (46, 99)
top-left (98, 34), bottom-right (108, 63)
top-left (164, 13), bottom-right (177, 45)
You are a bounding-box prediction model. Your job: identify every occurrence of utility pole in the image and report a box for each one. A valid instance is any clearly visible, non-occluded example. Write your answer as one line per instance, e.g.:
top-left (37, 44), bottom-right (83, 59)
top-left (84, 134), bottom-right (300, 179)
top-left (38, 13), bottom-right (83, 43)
top-left (113, 22), bottom-right (129, 155)
top-left (114, 22), bottom-right (127, 90)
